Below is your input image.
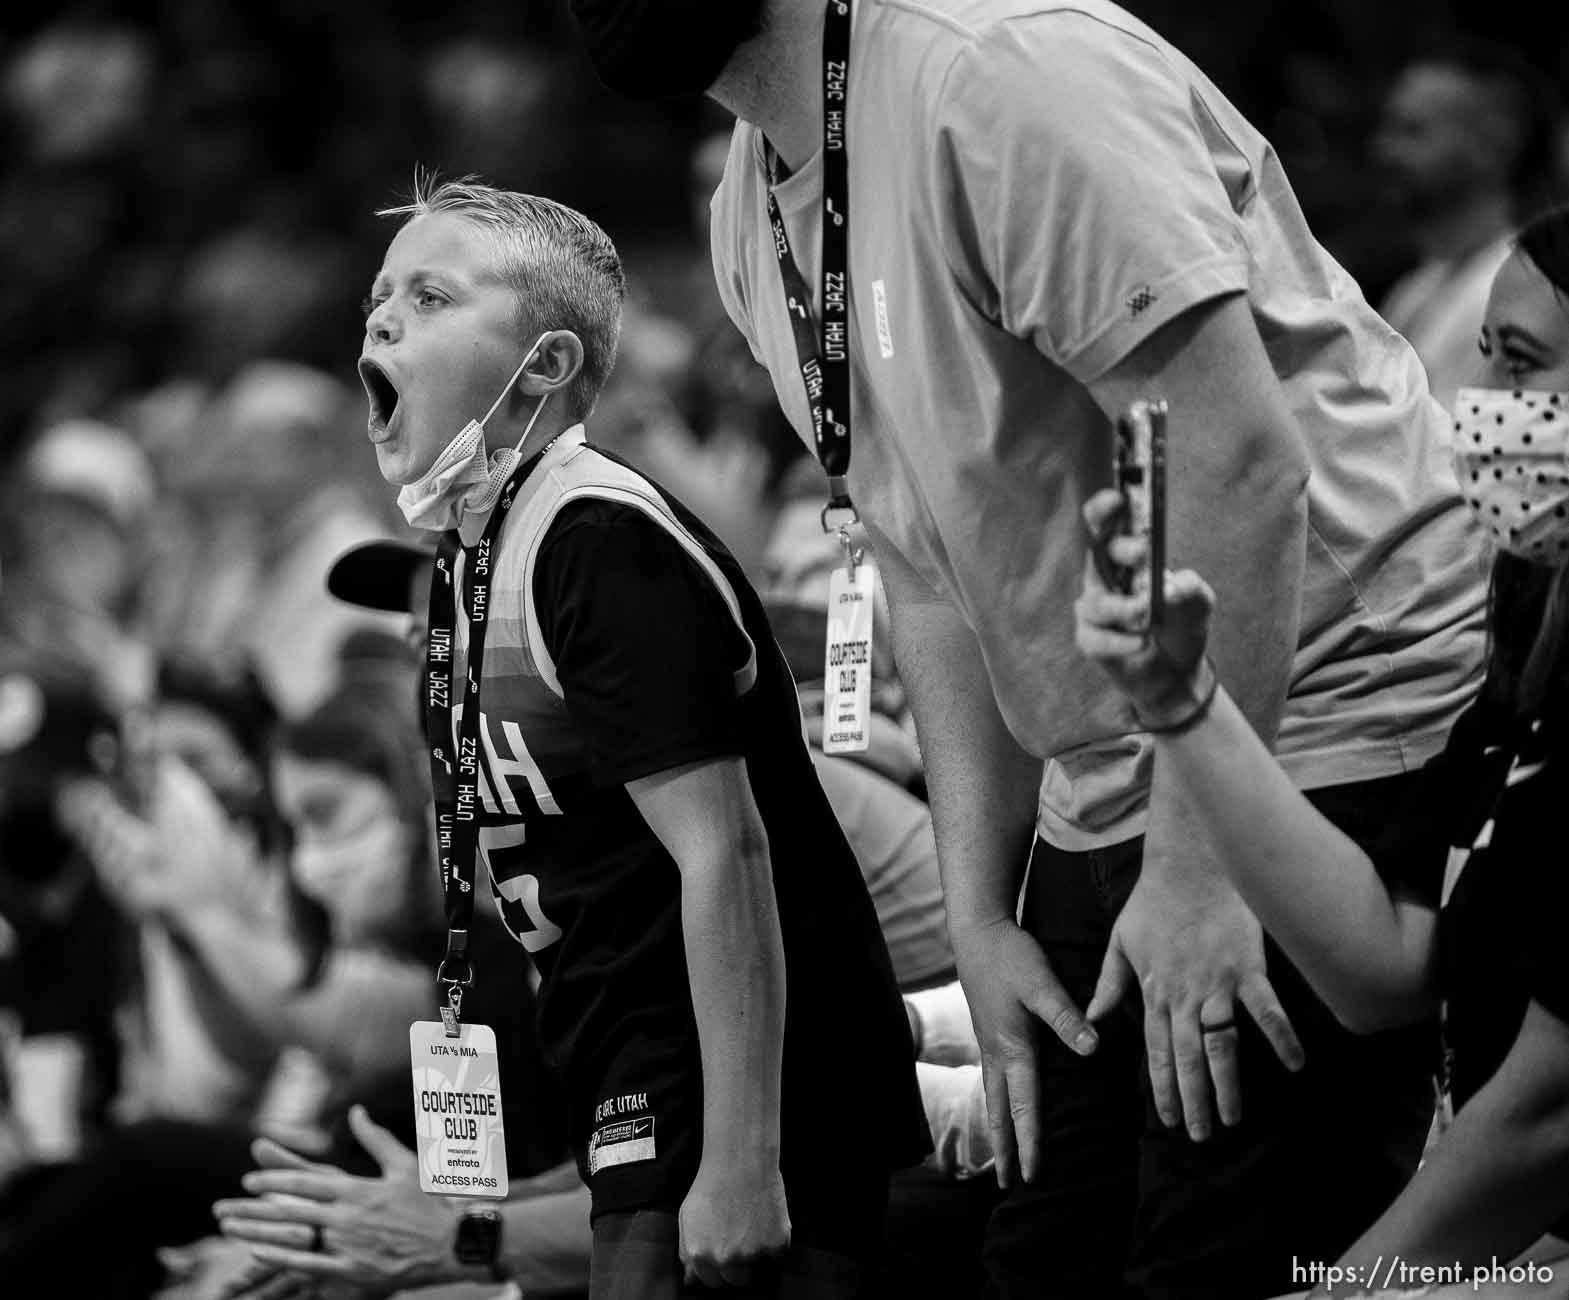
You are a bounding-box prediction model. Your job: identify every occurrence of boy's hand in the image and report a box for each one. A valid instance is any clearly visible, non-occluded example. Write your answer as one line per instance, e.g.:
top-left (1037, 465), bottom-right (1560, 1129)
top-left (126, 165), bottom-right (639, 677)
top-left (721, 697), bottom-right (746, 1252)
top-left (678, 1156), bottom-right (791, 1288)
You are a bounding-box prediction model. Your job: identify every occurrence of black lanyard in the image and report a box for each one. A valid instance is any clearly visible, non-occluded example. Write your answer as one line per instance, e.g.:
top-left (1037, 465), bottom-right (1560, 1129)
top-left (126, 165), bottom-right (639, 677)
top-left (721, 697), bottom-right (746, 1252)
top-left (766, 0), bottom-right (855, 530)
top-left (423, 451), bottom-right (542, 1033)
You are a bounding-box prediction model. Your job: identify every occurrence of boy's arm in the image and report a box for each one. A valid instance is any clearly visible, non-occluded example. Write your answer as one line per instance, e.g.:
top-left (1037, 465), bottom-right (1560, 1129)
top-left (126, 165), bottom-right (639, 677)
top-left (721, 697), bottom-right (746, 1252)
top-left (533, 501), bottom-right (793, 1285)
top-left (627, 757), bottom-right (792, 1287)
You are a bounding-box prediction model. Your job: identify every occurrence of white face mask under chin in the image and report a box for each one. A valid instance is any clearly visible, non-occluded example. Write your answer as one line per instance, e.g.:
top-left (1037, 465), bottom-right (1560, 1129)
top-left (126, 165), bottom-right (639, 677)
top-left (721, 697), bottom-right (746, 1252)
top-left (397, 334), bottom-right (553, 542)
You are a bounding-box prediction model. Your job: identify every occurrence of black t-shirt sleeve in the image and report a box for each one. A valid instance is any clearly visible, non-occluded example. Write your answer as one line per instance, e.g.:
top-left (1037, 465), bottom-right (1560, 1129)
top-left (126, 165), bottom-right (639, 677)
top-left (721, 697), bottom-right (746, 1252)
top-left (533, 500), bottom-right (750, 786)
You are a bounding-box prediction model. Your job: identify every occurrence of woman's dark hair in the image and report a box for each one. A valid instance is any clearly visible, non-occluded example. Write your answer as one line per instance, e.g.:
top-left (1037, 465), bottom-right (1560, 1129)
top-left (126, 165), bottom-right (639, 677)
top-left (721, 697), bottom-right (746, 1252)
top-left (271, 680), bottom-right (430, 831)
top-left (270, 679), bottom-right (437, 958)
top-left (1516, 206), bottom-right (1569, 299)
top-left (1479, 206), bottom-right (1569, 731)
top-left (1480, 553), bottom-right (1565, 722)
top-left (157, 654), bottom-right (285, 854)
top-left (158, 655), bottom-right (279, 764)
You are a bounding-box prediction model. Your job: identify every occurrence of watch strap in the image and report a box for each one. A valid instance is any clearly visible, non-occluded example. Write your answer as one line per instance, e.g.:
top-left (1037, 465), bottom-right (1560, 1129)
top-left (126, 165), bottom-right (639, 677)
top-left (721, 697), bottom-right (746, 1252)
top-left (454, 1206), bottom-right (507, 1282)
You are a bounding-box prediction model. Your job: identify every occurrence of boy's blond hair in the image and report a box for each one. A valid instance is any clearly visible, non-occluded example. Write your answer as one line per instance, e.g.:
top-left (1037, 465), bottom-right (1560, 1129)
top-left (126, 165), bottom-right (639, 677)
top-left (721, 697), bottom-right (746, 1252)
top-left (379, 174), bottom-right (627, 419)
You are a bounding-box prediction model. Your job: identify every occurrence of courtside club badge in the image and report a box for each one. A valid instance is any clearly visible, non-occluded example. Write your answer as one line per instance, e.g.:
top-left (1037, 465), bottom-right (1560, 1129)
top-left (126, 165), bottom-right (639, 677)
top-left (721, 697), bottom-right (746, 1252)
top-left (409, 1021), bottom-right (509, 1199)
top-left (823, 562), bottom-right (875, 754)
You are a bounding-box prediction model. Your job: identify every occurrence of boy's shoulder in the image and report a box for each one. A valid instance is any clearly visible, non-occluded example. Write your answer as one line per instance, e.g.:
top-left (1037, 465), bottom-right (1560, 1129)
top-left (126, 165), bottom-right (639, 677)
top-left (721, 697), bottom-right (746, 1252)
top-left (538, 493), bottom-right (652, 544)
top-left (490, 437), bottom-right (690, 580)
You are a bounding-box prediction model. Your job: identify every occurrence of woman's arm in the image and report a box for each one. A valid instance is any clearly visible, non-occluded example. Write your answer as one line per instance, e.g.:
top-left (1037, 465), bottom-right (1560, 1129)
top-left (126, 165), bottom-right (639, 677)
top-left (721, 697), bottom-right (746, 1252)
top-left (1324, 1001), bottom-right (1569, 1285)
top-left (1157, 684), bottom-right (1439, 1032)
top-left (1074, 494), bottom-right (1441, 1033)
top-left (176, 906), bottom-right (431, 1077)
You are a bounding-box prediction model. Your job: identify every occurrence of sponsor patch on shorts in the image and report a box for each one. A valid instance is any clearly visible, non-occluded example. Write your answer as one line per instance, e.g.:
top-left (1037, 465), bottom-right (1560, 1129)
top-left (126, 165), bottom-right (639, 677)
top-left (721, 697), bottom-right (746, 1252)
top-left (588, 1115), bottom-right (656, 1174)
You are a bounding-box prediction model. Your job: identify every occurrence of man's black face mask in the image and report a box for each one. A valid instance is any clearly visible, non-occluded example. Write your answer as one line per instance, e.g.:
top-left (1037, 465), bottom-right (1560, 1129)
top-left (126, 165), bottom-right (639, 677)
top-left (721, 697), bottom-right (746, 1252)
top-left (569, 0), bottom-right (768, 100)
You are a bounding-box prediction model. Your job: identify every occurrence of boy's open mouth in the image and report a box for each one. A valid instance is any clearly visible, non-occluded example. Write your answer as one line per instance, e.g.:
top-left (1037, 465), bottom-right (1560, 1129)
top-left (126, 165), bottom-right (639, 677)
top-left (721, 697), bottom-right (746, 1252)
top-left (359, 358), bottom-right (401, 436)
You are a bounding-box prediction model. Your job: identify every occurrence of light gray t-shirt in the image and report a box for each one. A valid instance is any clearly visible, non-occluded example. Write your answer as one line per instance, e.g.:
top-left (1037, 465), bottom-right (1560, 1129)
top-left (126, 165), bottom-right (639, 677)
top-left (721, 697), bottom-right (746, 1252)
top-left (811, 749), bottom-right (955, 991)
top-left (711, 0), bottom-right (1485, 848)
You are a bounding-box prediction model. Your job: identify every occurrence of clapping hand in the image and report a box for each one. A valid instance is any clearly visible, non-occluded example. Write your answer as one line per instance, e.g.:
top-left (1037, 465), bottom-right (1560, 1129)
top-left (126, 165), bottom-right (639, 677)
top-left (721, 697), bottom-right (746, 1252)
top-left (215, 1106), bottom-right (459, 1293)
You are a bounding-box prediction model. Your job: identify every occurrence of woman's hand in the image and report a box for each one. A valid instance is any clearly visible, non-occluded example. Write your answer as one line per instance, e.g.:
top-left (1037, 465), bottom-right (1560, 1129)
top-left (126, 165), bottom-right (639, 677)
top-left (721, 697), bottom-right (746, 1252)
top-left (149, 756), bottom-right (267, 915)
top-left (1075, 489), bottom-right (1216, 725)
top-left (56, 776), bottom-right (162, 915)
top-left (57, 757), bottom-right (265, 921)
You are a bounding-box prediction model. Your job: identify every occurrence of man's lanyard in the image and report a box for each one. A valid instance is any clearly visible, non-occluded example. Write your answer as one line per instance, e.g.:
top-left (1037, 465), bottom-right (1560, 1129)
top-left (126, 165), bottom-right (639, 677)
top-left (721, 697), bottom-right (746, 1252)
top-left (765, 0), bottom-right (858, 551)
top-left (423, 452), bottom-right (542, 1036)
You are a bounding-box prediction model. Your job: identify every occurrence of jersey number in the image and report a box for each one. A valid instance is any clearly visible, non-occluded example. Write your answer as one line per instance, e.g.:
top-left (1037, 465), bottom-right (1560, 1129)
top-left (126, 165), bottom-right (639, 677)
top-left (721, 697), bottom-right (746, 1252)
top-left (478, 826), bottom-right (564, 954)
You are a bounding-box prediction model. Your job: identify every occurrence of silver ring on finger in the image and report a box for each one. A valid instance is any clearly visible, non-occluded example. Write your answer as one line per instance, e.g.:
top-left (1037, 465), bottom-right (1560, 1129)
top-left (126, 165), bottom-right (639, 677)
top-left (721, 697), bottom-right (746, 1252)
top-left (1199, 1018), bottom-right (1236, 1036)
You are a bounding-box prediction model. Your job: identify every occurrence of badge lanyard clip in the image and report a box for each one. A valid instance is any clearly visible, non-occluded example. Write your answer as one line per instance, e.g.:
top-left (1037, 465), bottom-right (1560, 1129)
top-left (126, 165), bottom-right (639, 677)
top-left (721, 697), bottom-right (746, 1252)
top-left (822, 480), bottom-right (862, 576)
top-left (437, 927), bottom-right (474, 1038)
top-left (836, 524), bottom-right (862, 578)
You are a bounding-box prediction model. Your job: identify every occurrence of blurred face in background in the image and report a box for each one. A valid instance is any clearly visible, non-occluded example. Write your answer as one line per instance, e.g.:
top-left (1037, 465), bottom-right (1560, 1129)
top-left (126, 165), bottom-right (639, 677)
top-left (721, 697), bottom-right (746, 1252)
top-left (270, 752), bottom-right (413, 944)
top-left (1475, 248), bottom-right (1569, 391)
top-left (359, 212), bottom-right (529, 486)
top-left (14, 492), bottom-right (138, 616)
top-left (1374, 63), bottom-right (1507, 216)
top-left (3, 24), bottom-right (155, 164)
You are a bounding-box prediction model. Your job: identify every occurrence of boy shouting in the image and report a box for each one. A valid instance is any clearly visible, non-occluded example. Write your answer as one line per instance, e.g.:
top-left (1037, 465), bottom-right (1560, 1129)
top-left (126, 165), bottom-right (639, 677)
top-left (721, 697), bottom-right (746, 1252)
top-left (349, 177), bottom-right (926, 1296)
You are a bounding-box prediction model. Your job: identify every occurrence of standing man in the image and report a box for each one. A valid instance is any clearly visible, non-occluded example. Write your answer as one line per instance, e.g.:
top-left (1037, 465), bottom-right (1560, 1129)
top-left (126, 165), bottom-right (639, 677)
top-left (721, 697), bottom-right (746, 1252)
top-left (568, 3), bottom-right (1486, 1297)
top-left (1375, 39), bottom-right (1559, 411)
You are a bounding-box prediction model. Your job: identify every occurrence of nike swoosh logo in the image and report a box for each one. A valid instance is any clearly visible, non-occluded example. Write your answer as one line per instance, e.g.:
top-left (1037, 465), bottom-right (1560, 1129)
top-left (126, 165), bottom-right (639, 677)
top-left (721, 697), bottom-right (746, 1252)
top-left (1507, 758), bottom-right (1547, 786)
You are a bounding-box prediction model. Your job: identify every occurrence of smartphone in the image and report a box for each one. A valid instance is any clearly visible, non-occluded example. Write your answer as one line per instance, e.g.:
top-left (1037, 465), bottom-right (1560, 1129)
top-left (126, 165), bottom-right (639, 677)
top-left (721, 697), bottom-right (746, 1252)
top-left (1112, 398), bottom-right (1167, 626)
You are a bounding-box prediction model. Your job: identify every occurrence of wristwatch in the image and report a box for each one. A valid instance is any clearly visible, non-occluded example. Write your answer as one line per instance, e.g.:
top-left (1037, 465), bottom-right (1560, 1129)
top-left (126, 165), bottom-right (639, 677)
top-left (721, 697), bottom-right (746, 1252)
top-left (454, 1206), bottom-right (506, 1281)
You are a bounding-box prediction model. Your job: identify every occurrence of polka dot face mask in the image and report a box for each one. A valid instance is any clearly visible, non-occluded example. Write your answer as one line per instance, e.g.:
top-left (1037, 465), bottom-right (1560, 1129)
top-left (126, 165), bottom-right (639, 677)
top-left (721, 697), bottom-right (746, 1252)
top-left (1453, 386), bottom-right (1569, 563)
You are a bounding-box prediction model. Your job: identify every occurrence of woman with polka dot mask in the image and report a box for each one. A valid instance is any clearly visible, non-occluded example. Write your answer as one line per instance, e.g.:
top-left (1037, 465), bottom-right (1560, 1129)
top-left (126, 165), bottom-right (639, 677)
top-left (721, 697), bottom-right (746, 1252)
top-left (1073, 204), bottom-right (1569, 1284)
top-left (1454, 208), bottom-right (1569, 564)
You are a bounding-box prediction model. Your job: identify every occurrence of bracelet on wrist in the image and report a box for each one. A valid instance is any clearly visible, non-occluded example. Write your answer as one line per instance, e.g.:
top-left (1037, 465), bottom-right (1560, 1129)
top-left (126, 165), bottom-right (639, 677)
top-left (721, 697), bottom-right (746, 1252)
top-left (1135, 658), bottom-right (1220, 736)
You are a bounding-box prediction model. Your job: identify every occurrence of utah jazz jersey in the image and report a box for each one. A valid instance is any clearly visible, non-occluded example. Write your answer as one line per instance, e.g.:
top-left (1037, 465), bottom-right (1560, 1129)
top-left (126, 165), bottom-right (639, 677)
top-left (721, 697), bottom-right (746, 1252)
top-left (448, 424), bottom-right (928, 1213)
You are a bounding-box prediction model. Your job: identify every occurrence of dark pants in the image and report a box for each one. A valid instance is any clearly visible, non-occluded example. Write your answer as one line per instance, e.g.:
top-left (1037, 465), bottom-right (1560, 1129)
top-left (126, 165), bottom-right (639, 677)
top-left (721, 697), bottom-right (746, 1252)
top-left (983, 772), bottom-right (1439, 1300)
top-left (884, 1164), bottom-right (1003, 1298)
top-left (589, 1175), bottom-right (888, 1300)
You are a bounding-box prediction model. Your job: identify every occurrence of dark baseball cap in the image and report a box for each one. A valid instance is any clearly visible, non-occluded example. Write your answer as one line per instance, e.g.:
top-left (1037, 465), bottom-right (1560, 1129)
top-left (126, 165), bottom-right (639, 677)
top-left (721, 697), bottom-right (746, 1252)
top-left (326, 539), bottom-right (431, 616)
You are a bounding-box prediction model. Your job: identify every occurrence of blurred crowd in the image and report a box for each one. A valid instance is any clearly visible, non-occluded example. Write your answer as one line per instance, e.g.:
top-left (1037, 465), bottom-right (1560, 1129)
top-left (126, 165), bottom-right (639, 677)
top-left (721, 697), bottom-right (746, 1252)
top-left (1, 1), bottom-right (1569, 1297)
